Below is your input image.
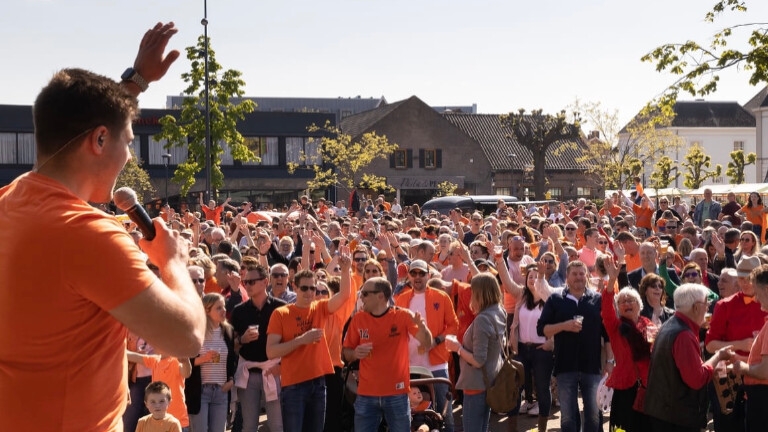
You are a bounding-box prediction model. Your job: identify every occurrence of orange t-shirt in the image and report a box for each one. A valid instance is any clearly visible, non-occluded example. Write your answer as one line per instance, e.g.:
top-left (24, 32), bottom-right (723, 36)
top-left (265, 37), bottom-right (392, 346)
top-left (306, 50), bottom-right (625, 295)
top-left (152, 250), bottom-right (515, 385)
top-left (142, 355), bottom-right (189, 427)
top-left (267, 300), bottom-right (334, 386)
top-left (202, 205), bottom-right (224, 224)
top-left (625, 252), bottom-right (642, 273)
top-left (204, 277), bottom-right (221, 295)
top-left (325, 289), bottom-right (357, 368)
top-left (0, 172), bottom-right (155, 432)
top-left (343, 307), bottom-right (418, 396)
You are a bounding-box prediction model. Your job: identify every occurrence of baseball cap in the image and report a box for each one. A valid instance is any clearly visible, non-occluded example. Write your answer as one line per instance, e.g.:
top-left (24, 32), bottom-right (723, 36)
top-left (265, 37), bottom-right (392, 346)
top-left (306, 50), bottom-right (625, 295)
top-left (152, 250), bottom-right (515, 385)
top-left (409, 260), bottom-right (429, 273)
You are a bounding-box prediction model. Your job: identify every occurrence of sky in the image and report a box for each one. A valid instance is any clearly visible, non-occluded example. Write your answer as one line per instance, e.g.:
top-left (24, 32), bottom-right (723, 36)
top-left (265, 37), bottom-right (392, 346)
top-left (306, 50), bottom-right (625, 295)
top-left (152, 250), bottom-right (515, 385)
top-left (3, 0), bottom-right (768, 129)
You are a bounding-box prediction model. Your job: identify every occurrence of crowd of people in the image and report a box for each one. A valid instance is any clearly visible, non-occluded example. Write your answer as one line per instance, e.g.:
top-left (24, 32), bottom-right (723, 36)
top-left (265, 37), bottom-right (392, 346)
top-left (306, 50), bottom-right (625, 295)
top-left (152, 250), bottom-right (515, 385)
top-left (4, 18), bottom-right (768, 432)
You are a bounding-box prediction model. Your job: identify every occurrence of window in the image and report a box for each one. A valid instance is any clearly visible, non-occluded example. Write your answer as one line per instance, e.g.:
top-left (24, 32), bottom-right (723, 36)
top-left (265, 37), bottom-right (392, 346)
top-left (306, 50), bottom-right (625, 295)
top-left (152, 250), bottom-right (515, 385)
top-left (424, 150), bottom-right (437, 169)
top-left (341, 110), bottom-right (353, 119)
top-left (495, 187), bottom-right (511, 196)
top-left (0, 133), bottom-right (16, 164)
top-left (734, 141), bottom-right (744, 151)
top-left (548, 188), bottom-right (563, 198)
top-left (576, 187), bottom-right (592, 196)
top-left (286, 137), bottom-right (321, 166)
top-left (18, 133), bottom-right (34, 164)
top-left (393, 150), bottom-right (407, 168)
top-left (243, 137), bottom-right (278, 166)
top-left (0, 133), bottom-right (35, 164)
top-left (148, 136), bottom-right (187, 165)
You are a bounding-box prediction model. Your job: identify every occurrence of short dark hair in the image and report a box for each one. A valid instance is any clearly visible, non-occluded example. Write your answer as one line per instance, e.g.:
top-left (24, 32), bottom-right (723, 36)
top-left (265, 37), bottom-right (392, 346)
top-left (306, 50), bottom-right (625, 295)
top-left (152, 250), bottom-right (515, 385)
top-left (144, 381), bottom-right (172, 402)
top-left (293, 269), bottom-right (315, 286)
top-left (751, 264), bottom-right (768, 288)
top-left (724, 228), bottom-right (741, 244)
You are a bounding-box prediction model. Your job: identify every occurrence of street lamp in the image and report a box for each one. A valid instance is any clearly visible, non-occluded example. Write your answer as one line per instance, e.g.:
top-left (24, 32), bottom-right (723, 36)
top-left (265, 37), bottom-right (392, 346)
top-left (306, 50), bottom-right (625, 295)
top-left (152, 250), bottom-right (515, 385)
top-left (162, 153), bottom-right (172, 205)
top-left (202, 0), bottom-right (212, 203)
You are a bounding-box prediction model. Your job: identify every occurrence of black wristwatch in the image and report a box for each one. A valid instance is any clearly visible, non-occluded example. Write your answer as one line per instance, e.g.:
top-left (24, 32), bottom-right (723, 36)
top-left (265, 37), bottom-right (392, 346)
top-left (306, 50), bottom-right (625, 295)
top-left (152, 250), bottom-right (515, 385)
top-left (121, 67), bottom-right (149, 92)
top-left (434, 336), bottom-right (444, 345)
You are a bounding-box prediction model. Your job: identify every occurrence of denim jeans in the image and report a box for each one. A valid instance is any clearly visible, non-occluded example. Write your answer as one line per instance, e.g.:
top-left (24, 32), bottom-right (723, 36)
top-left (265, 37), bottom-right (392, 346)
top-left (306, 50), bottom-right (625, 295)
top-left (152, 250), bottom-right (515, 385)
top-left (190, 383), bottom-right (229, 432)
top-left (353, 394), bottom-right (410, 432)
top-left (430, 369), bottom-right (454, 432)
top-left (556, 372), bottom-right (602, 432)
top-left (281, 376), bottom-right (326, 432)
top-left (123, 376), bottom-right (151, 432)
top-left (237, 370), bottom-right (283, 432)
top-left (462, 391), bottom-right (490, 432)
top-left (516, 343), bottom-right (555, 417)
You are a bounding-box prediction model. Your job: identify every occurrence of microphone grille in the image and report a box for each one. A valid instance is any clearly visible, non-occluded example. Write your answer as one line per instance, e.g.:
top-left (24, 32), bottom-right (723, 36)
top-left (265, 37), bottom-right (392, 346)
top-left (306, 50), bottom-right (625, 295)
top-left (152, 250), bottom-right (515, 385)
top-left (113, 187), bottom-right (139, 211)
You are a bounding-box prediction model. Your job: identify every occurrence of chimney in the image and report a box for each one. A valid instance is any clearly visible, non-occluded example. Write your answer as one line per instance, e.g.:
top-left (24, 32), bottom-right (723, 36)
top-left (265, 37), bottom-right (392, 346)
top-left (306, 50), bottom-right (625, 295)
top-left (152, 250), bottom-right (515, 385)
top-left (588, 130), bottom-right (600, 140)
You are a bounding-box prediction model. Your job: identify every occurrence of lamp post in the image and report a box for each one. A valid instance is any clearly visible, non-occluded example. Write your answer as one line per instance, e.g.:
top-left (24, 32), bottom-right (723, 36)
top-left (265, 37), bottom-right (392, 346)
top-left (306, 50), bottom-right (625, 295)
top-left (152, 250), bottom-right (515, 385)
top-left (162, 153), bottom-right (172, 205)
top-left (202, 0), bottom-right (212, 202)
top-left (507, 153), bottom-right (516, 197)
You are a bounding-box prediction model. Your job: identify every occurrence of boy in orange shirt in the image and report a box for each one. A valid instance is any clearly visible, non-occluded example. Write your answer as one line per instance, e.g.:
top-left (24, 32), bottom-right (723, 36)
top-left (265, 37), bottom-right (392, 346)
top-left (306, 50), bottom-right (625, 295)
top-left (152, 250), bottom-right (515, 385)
top-left (126, 351), bottom-right (192, 430)
top-left (135, 381), bottom-right (182, 432)
top-left (265, 248), bottom-right (352, 432)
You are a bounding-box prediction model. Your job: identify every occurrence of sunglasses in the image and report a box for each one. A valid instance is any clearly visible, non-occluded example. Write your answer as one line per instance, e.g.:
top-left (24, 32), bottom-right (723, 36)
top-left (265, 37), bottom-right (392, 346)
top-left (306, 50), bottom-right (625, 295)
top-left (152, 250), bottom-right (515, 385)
top-left (191, 278), bottom-right (206, 284)
top-left (740, 238), bottom-right (752, 242)
top-left (649, 282), bottom-right (663, 289)
top-left (298, 285), bottom-right (316, 292)
top-left (316, 289), bottom-right (330, 295)
top-left (565, 227), bottom-right (577, 231)
top-left (271, 273), bottom-right (288, 278)
top-left (683, 272), bottom-right (700, 279)
top-left (667, 225), bottom-right (677, 229)
top-left (361, 290), bottom-right (381, 297)
top-left (243, 277), bottom-right (267, 286)
top-left (598, 241), bottom-right (608, 245)
top-left (354, 257), bottom-right (368, 262)
top-left (409, 270), bottom-right (427, 277)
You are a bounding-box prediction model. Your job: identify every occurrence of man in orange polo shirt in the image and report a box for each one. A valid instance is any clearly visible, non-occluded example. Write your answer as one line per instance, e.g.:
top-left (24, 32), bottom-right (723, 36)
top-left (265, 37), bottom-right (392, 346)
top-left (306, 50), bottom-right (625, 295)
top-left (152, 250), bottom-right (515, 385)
top-left (395, 260), bottom-right (459, 432)
top-left (343, 277), bottom-right (432, 432)
top-left (266, 252), bottom-right (352, 432)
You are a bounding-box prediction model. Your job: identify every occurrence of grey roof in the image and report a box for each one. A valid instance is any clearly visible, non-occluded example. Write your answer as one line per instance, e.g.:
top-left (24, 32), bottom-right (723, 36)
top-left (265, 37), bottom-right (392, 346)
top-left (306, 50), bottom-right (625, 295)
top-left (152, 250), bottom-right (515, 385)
top-left (442, 113), bottom-right (590, 171)
top-left (165, 95), bottom-right (387, 116)
top-left (339, 98), bottom-right (410, 138)
top-left (744, 86), bottom-right (768, 113)
top-left (670, 101), bottom-right (756, 127)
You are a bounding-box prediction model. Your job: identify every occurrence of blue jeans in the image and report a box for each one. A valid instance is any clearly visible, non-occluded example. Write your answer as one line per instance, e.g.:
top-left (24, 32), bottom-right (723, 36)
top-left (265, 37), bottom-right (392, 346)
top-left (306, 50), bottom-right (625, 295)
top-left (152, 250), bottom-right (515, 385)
top-left (353, 394), bottom-right (410, 432)
top-left (281, 376), bottom-right (326, 432)
top-left (237, 370), bottom-right (283, 432)
top-left (123, 376), bottom-right (151, 432)
top-left (516, 343), bottom-right (555, 417)
top-left (190, 383), bottom-right (229, 432)
top-left (556, 372), bottom-right (602, 432)
top-left (462, 391), bottom-right (490, 432)
top-left (430, 369), bottom-right (454, 432)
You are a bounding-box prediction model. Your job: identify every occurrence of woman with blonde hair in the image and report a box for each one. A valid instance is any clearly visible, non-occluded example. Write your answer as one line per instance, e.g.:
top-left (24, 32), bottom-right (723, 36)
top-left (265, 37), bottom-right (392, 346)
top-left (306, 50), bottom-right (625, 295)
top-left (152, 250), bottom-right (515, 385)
top-left (188, 293), bottom-right (237, 432)
top-left (446, 273), bottom-right (507, 432)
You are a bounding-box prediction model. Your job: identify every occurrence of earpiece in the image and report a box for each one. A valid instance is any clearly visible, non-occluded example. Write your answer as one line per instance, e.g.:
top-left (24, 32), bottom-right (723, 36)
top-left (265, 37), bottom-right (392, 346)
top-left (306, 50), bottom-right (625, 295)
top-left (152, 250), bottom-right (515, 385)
top-left (98, 135), bottom-right (104, 146)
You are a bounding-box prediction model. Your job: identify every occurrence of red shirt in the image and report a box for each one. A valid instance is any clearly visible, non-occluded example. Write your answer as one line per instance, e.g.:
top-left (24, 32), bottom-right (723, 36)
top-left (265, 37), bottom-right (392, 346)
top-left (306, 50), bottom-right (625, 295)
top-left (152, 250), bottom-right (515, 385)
top-left (705, 292), bottom-right (768, 357)
top-left (601, 289), bottom-right (651, 390)
top-left (672, 312), bottom-right (713, 390)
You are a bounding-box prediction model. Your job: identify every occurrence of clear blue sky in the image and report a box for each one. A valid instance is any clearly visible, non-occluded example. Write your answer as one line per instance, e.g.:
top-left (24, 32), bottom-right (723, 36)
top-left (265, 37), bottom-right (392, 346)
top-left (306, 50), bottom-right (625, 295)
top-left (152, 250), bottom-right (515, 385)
top-left (3, 0), bottom-right (767, 128)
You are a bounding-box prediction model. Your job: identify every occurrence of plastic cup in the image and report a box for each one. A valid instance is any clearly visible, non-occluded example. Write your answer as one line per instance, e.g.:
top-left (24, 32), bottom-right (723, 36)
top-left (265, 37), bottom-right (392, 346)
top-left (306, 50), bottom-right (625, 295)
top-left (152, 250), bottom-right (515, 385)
top-left (212, 351), bottom-right (221, 363)
top-left (574, 315), bottom-right (584, 324)
top-left (494, 245), bottom-right (503, 257)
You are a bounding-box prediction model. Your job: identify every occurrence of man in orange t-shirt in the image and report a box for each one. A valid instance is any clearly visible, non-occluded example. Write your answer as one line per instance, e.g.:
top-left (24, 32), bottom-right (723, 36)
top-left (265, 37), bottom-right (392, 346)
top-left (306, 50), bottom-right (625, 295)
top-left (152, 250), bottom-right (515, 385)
top-left (199, 192), bottom-right (232, 225)
top-left (343, 277), bottom-right (432, 432)
top-left (266, 253), bottom-right (352, 432)
top-left (0, 23), bottom-right (205, 432)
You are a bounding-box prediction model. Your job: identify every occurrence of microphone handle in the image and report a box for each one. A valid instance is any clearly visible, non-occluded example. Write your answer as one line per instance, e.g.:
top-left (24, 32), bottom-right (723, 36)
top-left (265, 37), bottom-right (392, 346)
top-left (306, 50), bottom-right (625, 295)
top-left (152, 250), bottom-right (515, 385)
top-left (125, 204), bottom-right (157, 241)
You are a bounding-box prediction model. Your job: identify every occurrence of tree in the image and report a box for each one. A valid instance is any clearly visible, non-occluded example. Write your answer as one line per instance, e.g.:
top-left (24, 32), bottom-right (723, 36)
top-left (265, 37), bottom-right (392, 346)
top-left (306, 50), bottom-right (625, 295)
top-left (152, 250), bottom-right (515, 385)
top-left (681, 144), bottom-right (723, 189)
top-left (116, 149), bottom-right (155, 203)
top-left (500, 109), bottom-right (581, 199)
top-left (641, 0), bottom-right (768, 108)
top-left (435, 181), bottom-right (458, 197)
top-left (649, 156), bottom-right (680, 189)
top-left (154, 36), bottom-right (256, 196)
top-left (726, 149), bottom-right (757, 183)
top-left (571, 100), bottom-right (682, 190)
top-left (289, 121), bottom-right (398, 194)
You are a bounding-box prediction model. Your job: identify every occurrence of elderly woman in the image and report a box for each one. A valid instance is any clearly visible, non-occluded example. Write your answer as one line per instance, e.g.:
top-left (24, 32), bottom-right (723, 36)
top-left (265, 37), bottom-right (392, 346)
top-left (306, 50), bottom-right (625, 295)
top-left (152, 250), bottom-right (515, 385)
top-left (445, 273), bottom-right (507, 432)
top-left (645, 284), bottom-right (735, 432)
top-left (601, 259), bottom-right (652, 432)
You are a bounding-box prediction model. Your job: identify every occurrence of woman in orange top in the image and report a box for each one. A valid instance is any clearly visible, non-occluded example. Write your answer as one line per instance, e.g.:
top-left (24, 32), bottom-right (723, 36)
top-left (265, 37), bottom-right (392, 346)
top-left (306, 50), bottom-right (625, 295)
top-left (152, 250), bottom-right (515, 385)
top-left (736, 192), bottom-right (768, 241)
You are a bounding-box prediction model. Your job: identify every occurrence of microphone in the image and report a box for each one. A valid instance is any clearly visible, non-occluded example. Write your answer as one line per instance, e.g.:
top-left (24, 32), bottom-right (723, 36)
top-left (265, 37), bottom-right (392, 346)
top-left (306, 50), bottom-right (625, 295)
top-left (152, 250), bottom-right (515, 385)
top-left (114, 187), bottom-right (156, 241)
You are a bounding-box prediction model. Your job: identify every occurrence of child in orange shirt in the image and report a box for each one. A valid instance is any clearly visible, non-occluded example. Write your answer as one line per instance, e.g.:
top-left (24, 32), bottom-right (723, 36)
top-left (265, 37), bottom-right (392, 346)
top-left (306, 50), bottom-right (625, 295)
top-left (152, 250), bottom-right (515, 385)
top-left (135, 381), bottom-right (182, 432)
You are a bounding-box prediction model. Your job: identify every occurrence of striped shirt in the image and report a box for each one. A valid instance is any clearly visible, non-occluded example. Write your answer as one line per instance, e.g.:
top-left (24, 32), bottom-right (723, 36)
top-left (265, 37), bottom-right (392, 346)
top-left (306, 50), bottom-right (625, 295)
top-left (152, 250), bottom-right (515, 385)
top-left (200, 327), bottom-right (228, 385)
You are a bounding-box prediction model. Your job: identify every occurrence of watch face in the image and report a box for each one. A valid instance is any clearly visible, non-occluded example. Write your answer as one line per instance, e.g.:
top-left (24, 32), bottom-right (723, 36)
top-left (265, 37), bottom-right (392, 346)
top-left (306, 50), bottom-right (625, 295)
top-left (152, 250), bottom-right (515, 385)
top-left (121, 68), bottom-right (135, 81)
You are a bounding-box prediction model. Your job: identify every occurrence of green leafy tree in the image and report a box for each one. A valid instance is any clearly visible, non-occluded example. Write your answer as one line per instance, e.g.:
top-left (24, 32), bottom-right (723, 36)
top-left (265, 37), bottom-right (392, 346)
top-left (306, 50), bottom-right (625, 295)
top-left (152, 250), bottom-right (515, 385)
top-left (641, 0), bottom-right (768, 108)
top-left (289, 121), bottom-right (398, 194)
top-left (649, 156), bottom-right (680, 189)
top-left (116, 149), bottom-right (155, 203)
top-left (682, 144), bottom-right (723, 189)
top-left (500, 109), bottom-right (581, 199)
top-left (726, 149), bottom-right (757, 183)
top-left (435, 181), bottom-right (458, 197)
top-left (154, 36), bottom-right (256, 196)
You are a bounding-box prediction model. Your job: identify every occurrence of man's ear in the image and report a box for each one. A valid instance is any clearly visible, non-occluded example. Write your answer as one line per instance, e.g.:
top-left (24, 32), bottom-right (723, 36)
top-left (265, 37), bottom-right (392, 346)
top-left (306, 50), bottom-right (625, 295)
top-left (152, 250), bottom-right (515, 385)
top-left (89, 126), bottom-right (109, 153)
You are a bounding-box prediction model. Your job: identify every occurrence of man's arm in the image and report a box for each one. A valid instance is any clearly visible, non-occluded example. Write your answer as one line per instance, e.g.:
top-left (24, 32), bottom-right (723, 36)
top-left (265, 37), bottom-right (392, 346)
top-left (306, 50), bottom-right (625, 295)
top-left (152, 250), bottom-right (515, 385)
top-left (327, 247), bottom-right (352, 313)
top-left (266, 331), bottom-right (320, 359)
top-left (111, 220), bottom-right (205, 358)
top-left (120, 22), bottom-right (180, 97)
